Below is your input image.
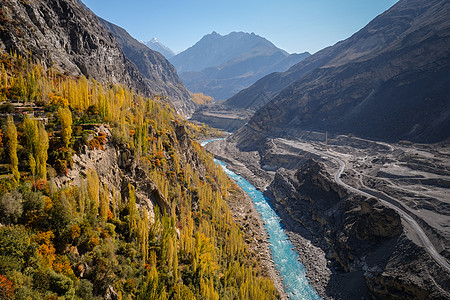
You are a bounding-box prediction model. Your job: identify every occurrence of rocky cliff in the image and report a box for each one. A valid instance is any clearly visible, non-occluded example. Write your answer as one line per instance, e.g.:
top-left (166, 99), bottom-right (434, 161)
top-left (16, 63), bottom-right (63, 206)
top-left (0, 0), bottom-right (150, 93)
top-left (99, 19), bottom-right (196, 117)
top-left (205, 137), bottom-right (450, 299)
top-left (0, 0), bottom-right (195, 117)
top-left (55, 122), bottom-right (209, 219)
top-left (266, 160), bottom-right (449, 299)
top-left (233, 0), bottom-right (450, 144)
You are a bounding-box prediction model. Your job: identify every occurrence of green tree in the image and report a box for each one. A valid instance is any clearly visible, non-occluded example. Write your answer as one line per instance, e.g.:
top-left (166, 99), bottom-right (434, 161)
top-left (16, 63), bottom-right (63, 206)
top-left (23, 116), bottom-right (48, 180)
top-left (5, 116), bottom-right (19, 183)
top-left (23, 115), bottom-right (38, 179)
top-left (36, 122), bottom-right (48, 180)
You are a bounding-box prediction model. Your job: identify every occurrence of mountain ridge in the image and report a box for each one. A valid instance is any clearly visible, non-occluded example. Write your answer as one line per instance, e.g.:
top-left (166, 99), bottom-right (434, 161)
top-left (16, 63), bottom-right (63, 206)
top-left (0, 0), bottom-right (195, 117)
top-left (169, 31), bottom-right (310, 100)
top-left (233, 0), bottom-right (450, 145)
top-left (99, 19), bottom-right (196, 117)
top-left (0, 0), bottom-right (148, 94)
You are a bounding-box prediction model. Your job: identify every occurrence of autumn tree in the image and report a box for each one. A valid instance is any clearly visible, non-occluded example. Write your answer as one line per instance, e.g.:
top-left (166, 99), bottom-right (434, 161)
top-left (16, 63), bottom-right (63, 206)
top-left (37, 122), bottom-right (48, 180)
top-left (86, 168), bottom-right (100, 218)
top-left (23, 116), bottom-right (48, 180)
top-left (23, 115), bottom-right (38, 180)
top-left (5, 115), bottom-right (19, 183)
top-left (58, 106), bottom-right (72, 148)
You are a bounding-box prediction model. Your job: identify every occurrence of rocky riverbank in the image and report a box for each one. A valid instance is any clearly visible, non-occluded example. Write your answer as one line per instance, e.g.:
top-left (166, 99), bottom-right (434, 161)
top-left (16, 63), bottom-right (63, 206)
top-left (224, 181), bottom-right (288, 299)
top-left (204, 137), bottom-right (450, 300)
top-left (204, 139), bottom-right (333, 299)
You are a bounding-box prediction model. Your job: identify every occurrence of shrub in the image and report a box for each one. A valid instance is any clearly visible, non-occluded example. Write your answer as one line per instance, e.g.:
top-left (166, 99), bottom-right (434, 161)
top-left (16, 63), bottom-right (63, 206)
top-left (49, 270), bottom-right (73, 296)
top-left (0, 225), bottom-right (30, 273)
top-left (0, 190), bottom-right (23, 224)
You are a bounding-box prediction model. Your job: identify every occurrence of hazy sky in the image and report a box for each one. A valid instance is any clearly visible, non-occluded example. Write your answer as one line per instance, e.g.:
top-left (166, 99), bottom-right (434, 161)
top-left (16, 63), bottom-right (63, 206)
top-left (82, 0), bottom-right (399, 54)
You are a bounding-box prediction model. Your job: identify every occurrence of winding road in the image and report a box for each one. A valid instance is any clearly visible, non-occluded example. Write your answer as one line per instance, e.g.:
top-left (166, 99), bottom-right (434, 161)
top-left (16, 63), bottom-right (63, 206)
top-left (328, 149), bottom-right (450, 273)
top-left (276, 138), bottom-right (450, 273)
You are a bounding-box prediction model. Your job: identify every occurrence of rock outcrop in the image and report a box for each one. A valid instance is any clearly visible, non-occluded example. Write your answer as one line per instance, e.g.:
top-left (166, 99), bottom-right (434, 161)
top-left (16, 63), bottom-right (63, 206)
top-left (0, 0), bottom-right (195, 117)
top-left (53, 125), bottom-right (169, 219)
top-left (52, 121), bottom-right (212, 221)
top-left (0, 0), bottom-right (149, 94)
top-left (266, 160), bottom-right (448, 299)
top-left (233, 0), bottom-right (450, 144)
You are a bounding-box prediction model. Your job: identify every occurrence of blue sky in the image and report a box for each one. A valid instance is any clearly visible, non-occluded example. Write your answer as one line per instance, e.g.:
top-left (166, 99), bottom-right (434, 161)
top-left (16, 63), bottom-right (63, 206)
top-left (82, 0), bottom-right (398, 54)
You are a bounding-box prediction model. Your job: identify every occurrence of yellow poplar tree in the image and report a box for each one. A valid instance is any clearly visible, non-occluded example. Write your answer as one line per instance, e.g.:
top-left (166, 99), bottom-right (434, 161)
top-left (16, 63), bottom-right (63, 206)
top-left (5, 115), bottom-right (19, 183)
top-left (58, 106), bottom-right (72, 148)
top-left (86, 168), bottom-right (100, 217)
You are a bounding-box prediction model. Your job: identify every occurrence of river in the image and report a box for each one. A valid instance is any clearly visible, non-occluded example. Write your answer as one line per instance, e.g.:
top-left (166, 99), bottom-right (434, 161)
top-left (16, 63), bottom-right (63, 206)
top-left (202, 140), bottom-right (321, 300)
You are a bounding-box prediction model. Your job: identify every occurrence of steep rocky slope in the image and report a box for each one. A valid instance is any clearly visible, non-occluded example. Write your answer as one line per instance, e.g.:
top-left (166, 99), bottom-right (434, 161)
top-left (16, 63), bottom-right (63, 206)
top-left (0, 0), bottom-right (149, 93)
top-left (267, 161), bottom-right (448, 299)
top-left (233, 0), bottom-right (450, 144)
top-left (0, 0), bottom-right (195, 117)
top-left (170, 31), bottom-right (309, 100)
top-left (99, 19), bottom-right (196, 117)
top-left (205, 138), bottom-right (450, 299)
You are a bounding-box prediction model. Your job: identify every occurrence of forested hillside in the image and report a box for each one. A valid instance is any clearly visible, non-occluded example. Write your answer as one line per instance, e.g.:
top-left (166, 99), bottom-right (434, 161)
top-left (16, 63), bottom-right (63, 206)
top-left (0, 52), bottom-right (278, 299)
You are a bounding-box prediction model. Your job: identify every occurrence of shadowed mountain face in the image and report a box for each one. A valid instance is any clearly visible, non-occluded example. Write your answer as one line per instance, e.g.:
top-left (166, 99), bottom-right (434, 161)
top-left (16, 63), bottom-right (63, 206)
top-left (99, 19), bottom-right (196, 117)
top-left (0, 0), bottom-right (149, 94)
top-left (170, 31), bottom-right (310, 101)
top-left (233, 0), bottom-right (450, 145)
top-left (0, 0), bottom-right (195, 117)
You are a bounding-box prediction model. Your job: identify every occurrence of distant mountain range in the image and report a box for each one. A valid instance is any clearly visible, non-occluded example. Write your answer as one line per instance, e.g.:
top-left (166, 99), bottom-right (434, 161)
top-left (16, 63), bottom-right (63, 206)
top-left (170, 32), bottom-right (310, 100)
top-left (233, 0), bottom-right (450, 145)
top-left (145, 38), bottom-right (176, 59)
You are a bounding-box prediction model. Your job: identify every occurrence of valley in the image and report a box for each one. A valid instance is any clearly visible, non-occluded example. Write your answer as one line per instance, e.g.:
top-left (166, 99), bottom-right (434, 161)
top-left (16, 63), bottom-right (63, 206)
top-left (204, 135), bottom-right (450, 299)
top-left (0, 0), bottom-right (449, 298)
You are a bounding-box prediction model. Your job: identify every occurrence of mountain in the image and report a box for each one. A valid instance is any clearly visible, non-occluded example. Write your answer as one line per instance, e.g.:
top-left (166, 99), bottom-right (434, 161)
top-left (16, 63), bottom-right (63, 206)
top-left (0, 51), bottom-right (279, 298)
top-left (99, 19), bottom-right (196, 117)
top-left (233, 0), bottom-right (450, 145)
top-left (0, 0), bottom-right (195, 117)
top-left (170, 31), bottom-right (310, 100)
top-left (145, 38), bottom-right (175, 59)
top-left (0, 0), bottom-right (149, 93)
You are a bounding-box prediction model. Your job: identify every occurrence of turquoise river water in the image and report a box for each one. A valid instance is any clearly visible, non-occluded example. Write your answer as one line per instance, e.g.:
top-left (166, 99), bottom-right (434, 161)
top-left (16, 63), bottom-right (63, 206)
top-left (201, 140), bottom-right (321, 300)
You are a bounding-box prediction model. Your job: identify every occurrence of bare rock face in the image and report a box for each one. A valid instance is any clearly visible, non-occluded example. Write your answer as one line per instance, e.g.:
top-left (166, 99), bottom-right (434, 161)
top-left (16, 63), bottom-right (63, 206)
top-left (234, 0), bottom-right (450, 145)
top-left (53, 125), bottom-right (169, 220)
top-left (99, 19), bottom-right (196, 118)
top-left (0, 0), bottom-right (149, 93)
top-left (0, 0), bottom-right (195, 116)
top-left (267, 159), bottom-right (449, 299)
top-left (171, 121), bottom-right (207, 177)
top-left (354, 198), bottom-right (402, 241)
